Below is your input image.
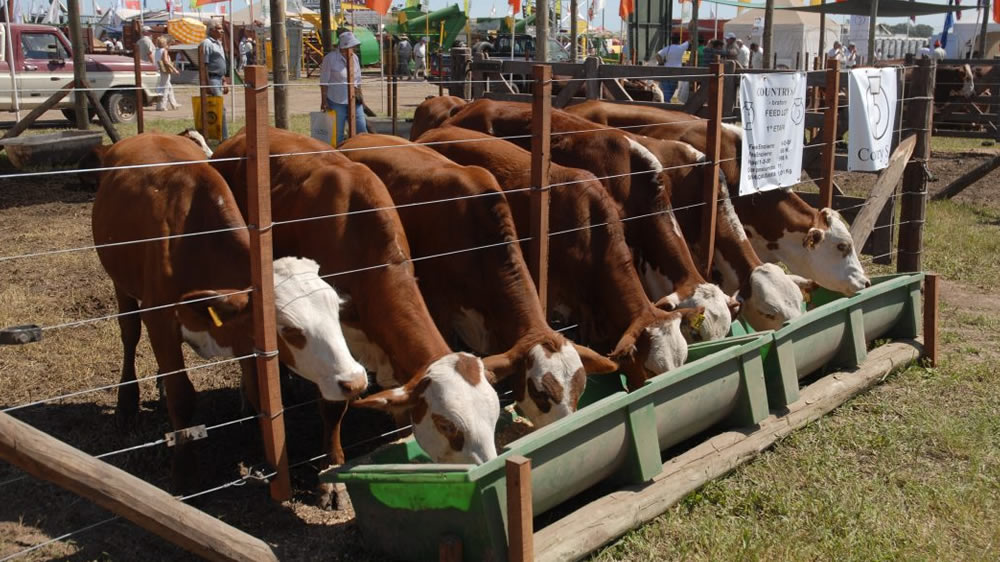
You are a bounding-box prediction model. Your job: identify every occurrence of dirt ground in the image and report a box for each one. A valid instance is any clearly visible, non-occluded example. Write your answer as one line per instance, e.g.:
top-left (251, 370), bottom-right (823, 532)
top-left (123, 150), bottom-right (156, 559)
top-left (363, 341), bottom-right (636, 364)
top-left (0, 138), bottom-right (998, 559)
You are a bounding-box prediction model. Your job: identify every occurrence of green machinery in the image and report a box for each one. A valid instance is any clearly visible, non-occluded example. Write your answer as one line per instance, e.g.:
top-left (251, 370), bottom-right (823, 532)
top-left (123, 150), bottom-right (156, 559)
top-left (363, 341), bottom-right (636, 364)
top-left (386, 4), bottom-right (469, 52)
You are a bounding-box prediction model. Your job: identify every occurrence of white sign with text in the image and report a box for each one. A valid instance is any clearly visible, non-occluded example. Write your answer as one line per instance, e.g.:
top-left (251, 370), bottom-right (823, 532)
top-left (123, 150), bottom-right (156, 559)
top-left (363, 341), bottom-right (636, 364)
top-left (738, 71), bottom-right (807, 195)
top-left (848, 67), bottom-right (898, 172)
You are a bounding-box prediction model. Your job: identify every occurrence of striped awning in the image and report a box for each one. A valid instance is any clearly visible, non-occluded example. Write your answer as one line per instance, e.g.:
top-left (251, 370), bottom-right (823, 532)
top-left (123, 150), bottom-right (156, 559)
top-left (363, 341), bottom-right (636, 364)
top-left (167, 18), bottom-right (207, 44)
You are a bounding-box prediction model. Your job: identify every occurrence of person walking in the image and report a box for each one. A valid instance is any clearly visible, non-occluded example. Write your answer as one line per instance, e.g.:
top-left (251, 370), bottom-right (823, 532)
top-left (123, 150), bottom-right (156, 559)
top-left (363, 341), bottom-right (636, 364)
top-left (238, 32), bottom-right (255, 72)
top-left (723, 32), bottom-right (739, 61)
top-left (414, 36), bottom-right (429, 80)
top-left (320, 31), bottom-right (367, 145)
top-left (396, 35), bottom-right (413, 79)
top-left (200, 22), bottom-right (230, 139)
top-left (655, 36), bottom-right (688, 102)
top-left (154, 35), bottom-right (180, 111)
top-left (736, 38), bottom-right (751, 68)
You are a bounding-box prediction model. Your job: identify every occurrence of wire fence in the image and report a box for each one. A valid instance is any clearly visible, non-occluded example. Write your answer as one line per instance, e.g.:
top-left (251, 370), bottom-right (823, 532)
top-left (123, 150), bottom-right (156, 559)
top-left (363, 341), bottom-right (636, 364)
top-left (0, 60), bottom-right (933, 559)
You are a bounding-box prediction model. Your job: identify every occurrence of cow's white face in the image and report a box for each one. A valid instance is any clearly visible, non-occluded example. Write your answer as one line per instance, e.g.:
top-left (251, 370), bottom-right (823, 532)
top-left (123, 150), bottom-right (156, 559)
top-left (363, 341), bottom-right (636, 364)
top-left (516, 342), bottom-right (587, 428)
top-left (658, 283), bottom-right (734, 342)
top-left (642, 314), bottom-right (688, 375)
top-left (960, 64), bottom-right (976, 98)
top-left (272, 257), bottom-right (367, 401)
top-left (748, 208), bottom-right (870, 297)
top-left (739, 263), bottom-right (806, 331)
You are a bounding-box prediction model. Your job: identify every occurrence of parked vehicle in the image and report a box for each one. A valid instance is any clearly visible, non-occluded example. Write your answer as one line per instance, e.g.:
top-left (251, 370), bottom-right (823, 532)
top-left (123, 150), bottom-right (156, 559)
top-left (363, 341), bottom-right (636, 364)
top-left (0, 23), bottom-right (160, 123)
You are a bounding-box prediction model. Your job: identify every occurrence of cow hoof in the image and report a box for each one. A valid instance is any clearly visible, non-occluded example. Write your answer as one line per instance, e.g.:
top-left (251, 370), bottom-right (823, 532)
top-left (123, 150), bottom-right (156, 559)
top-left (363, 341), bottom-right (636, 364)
top-left (316, 482), bottom-right (351, 511)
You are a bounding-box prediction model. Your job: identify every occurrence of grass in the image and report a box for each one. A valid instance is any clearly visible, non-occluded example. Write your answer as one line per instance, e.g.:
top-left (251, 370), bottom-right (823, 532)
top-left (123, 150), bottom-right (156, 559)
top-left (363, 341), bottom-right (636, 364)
top-left (593, 196), bottom-right (1000, 561)
top-left (930, 135), bottom-right (998, 153)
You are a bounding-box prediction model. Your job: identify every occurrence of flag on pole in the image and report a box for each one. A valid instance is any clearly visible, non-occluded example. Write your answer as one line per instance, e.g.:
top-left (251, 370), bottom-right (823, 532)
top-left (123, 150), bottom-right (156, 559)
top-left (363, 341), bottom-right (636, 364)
top-left (508, 0), bottom-right (520, 16)
top-left (994, 0), bottom-right (1000, 23)
top-left (941, 0), bottom-right (954, 47)
top-left (365, 0), bottom-right (390, 14)
top-left (619, 0), bottom-right (633, 19)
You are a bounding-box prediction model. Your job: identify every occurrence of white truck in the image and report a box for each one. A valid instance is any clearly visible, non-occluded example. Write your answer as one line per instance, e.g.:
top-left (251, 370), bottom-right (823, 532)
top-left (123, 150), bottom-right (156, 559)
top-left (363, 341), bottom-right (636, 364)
top-left (0, 23), bottom-right (161, 123)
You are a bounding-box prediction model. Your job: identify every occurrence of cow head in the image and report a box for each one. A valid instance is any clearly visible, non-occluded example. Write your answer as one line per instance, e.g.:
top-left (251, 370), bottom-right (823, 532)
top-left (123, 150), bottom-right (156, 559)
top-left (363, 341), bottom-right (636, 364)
top-left (484, 337), bottom-right (618, 428)
top-left (739, 263), bottom-right (807, 331)
top-left (270, 257), bottom-right (368, 400)
top-left (355, 352), bottom-right (500, 464)
top-left (656, 283), bottom-right (735, 342)
top-left (178, 128), bottom-right (213, 158)
top-left (610, 307), bottom-right (695, 387)
top-left (959, 64), bottom-right (976, 98)
top-left (750, 208), bottom-right (870, 296)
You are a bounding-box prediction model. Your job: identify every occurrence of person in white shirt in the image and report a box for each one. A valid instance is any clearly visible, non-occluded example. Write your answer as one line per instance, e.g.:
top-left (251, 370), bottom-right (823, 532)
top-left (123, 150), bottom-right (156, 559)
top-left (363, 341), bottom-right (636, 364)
top-left (749, 42), bottom-right (762, 69)
top-left (320, 31), bottom-right (367, 145)
top-left (932, 40), bottom-right (947, 60)
top-left (918, 42), bottom-right (932, 58)
top-left (844, 43), bottom-right (859, 68)
top-left (136, 26), bottom-right (155, 64)
top-left (655, 37), bottom-right (689, 101)
top-left (827, 41), bottom-right (843, 62)
top-left (414, 36), bottom-right (429, 80)
top-left (736, 38), bottom-right (751, 68)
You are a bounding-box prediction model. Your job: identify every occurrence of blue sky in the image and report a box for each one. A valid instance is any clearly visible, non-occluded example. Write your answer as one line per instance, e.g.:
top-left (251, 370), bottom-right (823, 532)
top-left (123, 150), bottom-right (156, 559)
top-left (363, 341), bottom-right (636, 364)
top-left (82, 0), bottom-right (973, 35)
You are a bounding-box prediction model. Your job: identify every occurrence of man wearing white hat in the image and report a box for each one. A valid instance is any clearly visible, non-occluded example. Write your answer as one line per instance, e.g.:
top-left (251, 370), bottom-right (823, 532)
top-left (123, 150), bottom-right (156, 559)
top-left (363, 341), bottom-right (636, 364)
top-left (414, 36), bottom-right (430, 80)
top-left (320, 31), bottom-right (367, 145)
top-left (723, 32), bottom-right (739, 62)
top-left (137, 25), bottom-right (155, 64)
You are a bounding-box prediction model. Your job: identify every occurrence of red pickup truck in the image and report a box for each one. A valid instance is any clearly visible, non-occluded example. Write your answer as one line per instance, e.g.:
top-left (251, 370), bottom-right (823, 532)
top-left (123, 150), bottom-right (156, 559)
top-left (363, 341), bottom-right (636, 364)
top-left (0, 23), bottom-right (161, 123)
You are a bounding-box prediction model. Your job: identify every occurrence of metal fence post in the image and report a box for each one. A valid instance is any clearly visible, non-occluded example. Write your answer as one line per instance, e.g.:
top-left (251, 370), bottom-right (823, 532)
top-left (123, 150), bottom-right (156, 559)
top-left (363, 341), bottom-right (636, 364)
top-left (923, 273), bottom-right (939, 367)
top-left (819, 59), bottom-right (842, 210)
top-left (244, 65), bottom-right (292, 501)
top-left (529, 65), bottom-right (552, 313)
top-left (700, 61), bottom-right (723, 278)
top-left (898, 58), bottom-right (935, 272)
top-left (199, 44), bottom-right (209, 139)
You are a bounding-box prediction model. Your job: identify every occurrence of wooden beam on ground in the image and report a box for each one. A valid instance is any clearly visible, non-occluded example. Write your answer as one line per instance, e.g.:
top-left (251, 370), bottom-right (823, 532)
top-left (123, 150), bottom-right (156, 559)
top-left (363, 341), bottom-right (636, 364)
top-left (930, 153), bottom-right (1000, 201)
top-left (535, 339), bottom-right (924, 562)
top-left (0, 82), bottom-right (73, 142)
top-left (0, 412), bottom-right (278, 561)
top-left (506, 455), bottom-right (534, 562)
top-left (849, 135), bottom-right (916, 251)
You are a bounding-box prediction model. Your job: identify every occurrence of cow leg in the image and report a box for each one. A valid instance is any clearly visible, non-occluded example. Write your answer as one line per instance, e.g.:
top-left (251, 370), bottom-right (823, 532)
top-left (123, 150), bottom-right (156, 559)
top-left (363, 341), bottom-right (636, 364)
top-left (143, 311), bottom-right (199, 493)
top-left (316, 399), bottom-right (351, 510)
top-left (114, 288), bottom-right (142, 425)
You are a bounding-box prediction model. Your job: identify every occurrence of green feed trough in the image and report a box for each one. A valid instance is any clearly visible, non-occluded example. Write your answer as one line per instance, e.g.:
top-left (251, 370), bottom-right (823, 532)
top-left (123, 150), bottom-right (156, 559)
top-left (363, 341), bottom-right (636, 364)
top-left (324, 272), bottom-right (924, 561)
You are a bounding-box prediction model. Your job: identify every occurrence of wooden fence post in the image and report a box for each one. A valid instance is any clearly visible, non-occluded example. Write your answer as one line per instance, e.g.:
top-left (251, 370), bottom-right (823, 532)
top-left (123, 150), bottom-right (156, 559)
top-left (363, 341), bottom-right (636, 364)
top-left (506, 455), bottom-right (533, 562)
top-left (898, 57), bottom-right (935, 272)
top-left (244, 65), bottom-right (292, 501)
top-left (67, 0), bottom-right (88, 130)
top-left (387, 39), bottom-right (396, 137)
top-left (818, 58), bottom-right (841, 210)
top-left (438, 52), bottom-right (445, 97)
top-left (133, 46), bottom-right (145, 134)
top-left (439, 535), bottom-right (463, 562)
top-left (529, 65), bottom-right (552, 313)
top-left (347, 49), bottom-right (357, 140)
top-left (199, 44), bottom-right (209, 139)
top-left (700, 61), bottom-right (723, 278)
top-left (923, 273), bottom-right (938, 367)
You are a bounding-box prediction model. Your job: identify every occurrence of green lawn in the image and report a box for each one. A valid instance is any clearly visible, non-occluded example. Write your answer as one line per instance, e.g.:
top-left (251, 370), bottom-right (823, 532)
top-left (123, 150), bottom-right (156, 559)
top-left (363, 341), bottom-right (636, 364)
top-left (593, 198), bottom-right (1000, 561)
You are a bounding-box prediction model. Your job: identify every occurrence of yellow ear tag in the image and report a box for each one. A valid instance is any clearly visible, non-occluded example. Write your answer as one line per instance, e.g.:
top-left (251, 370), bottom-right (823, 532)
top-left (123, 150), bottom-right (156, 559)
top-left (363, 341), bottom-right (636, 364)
top-left (207, 306), bottom-right (224, 328)
top-left (803, 291), bottom-right (812, 304)
top-left (688, 312), bottom-right (705, 333)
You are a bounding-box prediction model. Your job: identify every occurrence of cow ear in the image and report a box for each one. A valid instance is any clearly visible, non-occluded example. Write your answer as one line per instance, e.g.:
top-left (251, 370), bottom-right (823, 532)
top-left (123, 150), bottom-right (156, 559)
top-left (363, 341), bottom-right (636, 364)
top-left (804, 227), bottom-right (824, 249)
top-left (482, 352), bottom-right (517, 383)
top-left (787, 275), bottom-right (819, 303)
top-left (728, 291), bottom-right (743, 320)
top-left (352, 386), bottom-right (414, 414)
top-left (178, 290), bottom-right (250, 328)
top-left (572, 343), bottom-right (619, 374)
top-left (653, 292), bottom-right (681, 311)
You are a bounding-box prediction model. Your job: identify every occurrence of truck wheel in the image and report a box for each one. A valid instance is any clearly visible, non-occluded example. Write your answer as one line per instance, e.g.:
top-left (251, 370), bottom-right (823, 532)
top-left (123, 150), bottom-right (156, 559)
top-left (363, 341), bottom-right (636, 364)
top-left (103, 91), bottom-right (138, 124)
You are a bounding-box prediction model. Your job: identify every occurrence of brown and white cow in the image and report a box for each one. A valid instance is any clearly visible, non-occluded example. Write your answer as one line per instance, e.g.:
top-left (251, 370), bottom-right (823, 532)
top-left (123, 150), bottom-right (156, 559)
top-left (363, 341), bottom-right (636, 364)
top-left (212, 128), bottom-right (501, 474)
top-left (441, 99), bottom-right (737, 337)
top-left (410, 95), bottom-right (468, 141)
top-left (416, 126), bottom-right (708, 388)
top-left (92, 133), bottom-right (367, 489)
top-left (339, 133), bottom-right (621, 424)
top-left (569, 101), bottom-right (870, 296)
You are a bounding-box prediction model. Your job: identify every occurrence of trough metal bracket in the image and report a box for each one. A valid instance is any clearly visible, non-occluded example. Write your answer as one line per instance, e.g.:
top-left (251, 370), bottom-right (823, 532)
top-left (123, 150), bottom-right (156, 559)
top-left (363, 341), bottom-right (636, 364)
top-left (164, 425), bottom-right (208, 448)
top-left (0, 325), bottom-right (42, 346)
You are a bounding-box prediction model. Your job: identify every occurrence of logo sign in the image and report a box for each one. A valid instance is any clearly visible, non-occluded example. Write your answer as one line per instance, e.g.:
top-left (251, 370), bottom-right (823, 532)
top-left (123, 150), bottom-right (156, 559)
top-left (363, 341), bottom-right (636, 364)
top-left (848, 68), bottom-right (897, 172)
top-left (738, 72), bottom-right (807, 195)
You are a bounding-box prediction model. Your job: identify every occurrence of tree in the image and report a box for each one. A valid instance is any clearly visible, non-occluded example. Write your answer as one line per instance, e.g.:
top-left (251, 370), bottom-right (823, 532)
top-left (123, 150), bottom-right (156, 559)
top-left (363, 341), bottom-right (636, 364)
top-left (887, 22), bottom-right (934, 37)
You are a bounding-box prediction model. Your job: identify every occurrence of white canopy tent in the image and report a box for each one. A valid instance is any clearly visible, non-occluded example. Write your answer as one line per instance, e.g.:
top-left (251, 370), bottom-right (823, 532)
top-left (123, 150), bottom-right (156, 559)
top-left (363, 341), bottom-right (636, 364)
top-left (228, 2), bottom-right (316, 25)
top-left (724, 0), bottom-right (842, 69)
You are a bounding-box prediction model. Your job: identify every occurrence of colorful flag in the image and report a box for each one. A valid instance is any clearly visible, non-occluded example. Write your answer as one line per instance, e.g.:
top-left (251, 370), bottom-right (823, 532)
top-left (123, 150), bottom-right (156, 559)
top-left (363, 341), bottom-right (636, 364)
top-left (994, 0), bottom-right (1000, 23)
top-left (619, 0), bottom-right (633, 19)
top-left (941, 8), bottom-right (953, 48)
top-left (366, 0), bottom-right (390, 14)
top-left (508, 0), bottom-right (519, 16)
